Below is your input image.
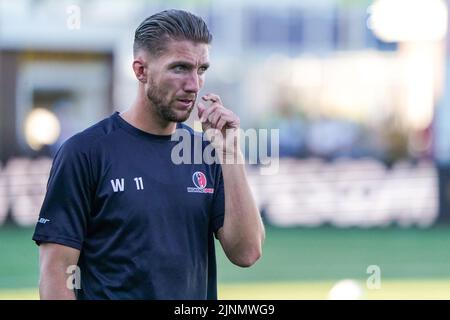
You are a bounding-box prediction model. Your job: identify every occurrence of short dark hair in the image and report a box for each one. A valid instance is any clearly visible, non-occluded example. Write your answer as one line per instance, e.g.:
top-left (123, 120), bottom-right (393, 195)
top-left (133, 9), bottom-right (212, 57)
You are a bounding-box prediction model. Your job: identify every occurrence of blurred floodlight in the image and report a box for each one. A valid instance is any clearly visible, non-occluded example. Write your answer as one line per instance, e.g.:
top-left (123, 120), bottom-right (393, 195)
top-left (328, 279), bottom-right (365, 300)
top-left (368, 0), bottom-right (447, 42)
top-left (24, 108), bottom-right (61, 151)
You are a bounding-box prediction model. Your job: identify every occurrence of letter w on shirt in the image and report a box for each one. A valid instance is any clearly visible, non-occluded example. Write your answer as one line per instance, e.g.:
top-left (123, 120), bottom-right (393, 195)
top-left (111, 178), bottom-right (125, 192)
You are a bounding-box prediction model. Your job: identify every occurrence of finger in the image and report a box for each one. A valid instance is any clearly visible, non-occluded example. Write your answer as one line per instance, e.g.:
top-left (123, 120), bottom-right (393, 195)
top-left (216, 113), bottom-right (240, 128)
top-left (200, 105), bottom-right (219, 123)
top-left (197, 103), bottom-right (206, 119)
top-left (207, 107), bottom-right (233, 127)
top-left (202, 93), bottom-right (221, 103)
top-left (216, 118), bottom-right (227, 132)
top-left (208, 106), bottom-right (232, 119)
top-left (209, 111), bottom-right (222, 129)
top-left (202, 93), bottom-right (222, 105)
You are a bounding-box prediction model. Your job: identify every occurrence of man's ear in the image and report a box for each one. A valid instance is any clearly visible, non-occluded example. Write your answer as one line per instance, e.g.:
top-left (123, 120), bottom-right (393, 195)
top-left (132, 58), bottom-right (147, 83)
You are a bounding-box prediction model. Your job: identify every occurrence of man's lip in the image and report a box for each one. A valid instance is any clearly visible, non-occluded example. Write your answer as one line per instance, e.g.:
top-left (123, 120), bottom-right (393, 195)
top-left (176, 99), bottom-right (193, 108)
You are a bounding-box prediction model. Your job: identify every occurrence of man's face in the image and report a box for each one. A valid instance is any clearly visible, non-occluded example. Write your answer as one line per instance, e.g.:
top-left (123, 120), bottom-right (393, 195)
top-left (144, 40), bottom-right (210, 123)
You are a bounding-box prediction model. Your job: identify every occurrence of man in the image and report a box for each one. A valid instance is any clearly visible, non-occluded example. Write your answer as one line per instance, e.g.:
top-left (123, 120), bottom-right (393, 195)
top-left (33, 9), bottom-right (265, 300)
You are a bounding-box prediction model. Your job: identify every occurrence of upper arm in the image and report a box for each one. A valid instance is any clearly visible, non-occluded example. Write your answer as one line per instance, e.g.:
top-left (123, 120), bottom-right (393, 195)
top-left (38, 243), bottom-right (81, 300)
top-left (33, 138), bottom-right (93, 249)
top-left (39, 242), bottom-right (80, 272)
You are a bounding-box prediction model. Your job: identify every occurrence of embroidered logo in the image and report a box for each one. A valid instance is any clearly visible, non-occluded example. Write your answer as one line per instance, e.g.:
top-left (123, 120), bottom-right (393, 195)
top-left (38, 218), bottom-right (50, 224)
top-left (188, 171), bottom-right (214, 194)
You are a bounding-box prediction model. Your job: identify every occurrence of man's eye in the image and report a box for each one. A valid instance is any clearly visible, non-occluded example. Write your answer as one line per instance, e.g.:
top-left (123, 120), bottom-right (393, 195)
top-left (198, 67), bottom-right (208, 74)
top-left (174, 65), bottom-right (187, 72)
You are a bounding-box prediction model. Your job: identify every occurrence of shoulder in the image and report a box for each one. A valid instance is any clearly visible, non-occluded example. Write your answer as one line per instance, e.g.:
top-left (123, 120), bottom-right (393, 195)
top-left (56, 114), bottom-right (118, 157)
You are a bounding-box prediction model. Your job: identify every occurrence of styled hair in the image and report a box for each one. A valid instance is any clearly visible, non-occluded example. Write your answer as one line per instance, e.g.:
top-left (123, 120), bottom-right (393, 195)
top-left (133, 9), bottom-right (212, 56)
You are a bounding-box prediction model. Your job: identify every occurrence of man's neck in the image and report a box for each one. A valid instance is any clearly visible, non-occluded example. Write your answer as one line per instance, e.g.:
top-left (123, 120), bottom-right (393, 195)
top-left (120, 95), bottom-right (177, 136)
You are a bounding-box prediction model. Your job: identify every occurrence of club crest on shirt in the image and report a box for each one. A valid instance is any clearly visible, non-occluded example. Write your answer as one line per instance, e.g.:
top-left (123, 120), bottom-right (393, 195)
top-left (187, 171), bottom-right (214, 194)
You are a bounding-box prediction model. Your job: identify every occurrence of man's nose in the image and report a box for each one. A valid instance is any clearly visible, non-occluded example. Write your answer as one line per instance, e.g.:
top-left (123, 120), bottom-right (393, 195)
top-left (184, 72), bottom-right (201, 93)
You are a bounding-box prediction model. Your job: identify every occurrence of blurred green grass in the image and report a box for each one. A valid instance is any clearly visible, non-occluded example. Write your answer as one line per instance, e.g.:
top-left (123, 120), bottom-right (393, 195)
top-left (0, 226), bottom-right (39, 288)
top-left (2, 224), bottom-right (450, 298)
top-left (216, 225), bottom-right (450, 283)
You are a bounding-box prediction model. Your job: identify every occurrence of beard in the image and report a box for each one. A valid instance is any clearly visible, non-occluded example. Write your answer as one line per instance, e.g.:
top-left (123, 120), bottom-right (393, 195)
top-left (146, 79), bottom-right (194, 123)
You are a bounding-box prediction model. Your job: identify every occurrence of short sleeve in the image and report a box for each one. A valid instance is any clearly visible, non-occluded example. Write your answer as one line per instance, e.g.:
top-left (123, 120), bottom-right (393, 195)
top-left (32, 137), bottom-right (94, 250)
top-left (210, 164), bottom-right (225, 239)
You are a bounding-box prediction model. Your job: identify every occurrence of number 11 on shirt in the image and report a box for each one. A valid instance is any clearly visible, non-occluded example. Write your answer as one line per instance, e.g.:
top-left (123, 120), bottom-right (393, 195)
top-left (134, 177), bottom-right (144, 190)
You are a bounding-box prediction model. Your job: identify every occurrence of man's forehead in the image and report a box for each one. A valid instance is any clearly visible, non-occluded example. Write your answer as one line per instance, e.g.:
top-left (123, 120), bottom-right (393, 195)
top-left (164, 40), bottom-right (209, 64)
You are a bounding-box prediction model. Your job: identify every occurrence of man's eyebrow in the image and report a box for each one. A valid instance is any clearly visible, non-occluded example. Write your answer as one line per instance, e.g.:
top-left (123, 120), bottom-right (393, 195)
top-left (168, 61), bottom-right (210, 69)
top-left (169, 61), bottom-right (192, 67)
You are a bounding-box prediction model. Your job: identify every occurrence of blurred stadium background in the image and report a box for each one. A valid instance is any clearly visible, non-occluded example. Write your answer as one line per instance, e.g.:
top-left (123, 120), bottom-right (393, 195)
top-left (2, 0), bottom-right (450, 299)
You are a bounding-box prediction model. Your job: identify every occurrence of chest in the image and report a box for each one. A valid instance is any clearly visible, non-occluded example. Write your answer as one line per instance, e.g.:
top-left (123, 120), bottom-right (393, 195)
top-left (91, 146), bottom-right (217, 224)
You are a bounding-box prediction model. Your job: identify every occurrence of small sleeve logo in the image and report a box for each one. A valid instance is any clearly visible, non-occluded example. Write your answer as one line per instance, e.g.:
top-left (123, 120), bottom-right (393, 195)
top-left (38, 218), bottom-right (50, 224)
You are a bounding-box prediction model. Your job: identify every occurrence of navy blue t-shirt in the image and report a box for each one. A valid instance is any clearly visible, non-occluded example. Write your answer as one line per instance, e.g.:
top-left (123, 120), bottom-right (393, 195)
top-left (32, 112), bottom-right (225, 300)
